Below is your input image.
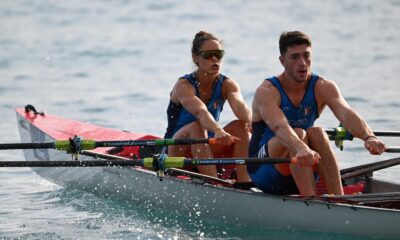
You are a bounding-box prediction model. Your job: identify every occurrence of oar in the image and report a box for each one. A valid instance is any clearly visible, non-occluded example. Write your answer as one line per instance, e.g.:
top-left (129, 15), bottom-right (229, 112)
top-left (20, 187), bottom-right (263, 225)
top-left (166, 168), bottom-right (235, 186)
top-left (0, 156), bottom-right (296, 169)
top-left (341, 157), bottom-right (400, 180)
top-left (0, 160), bottom-right (141, 167)
top-left (385, 147), bottom-right (400, 153)
top-left (315, 192), bottom-right (400, 206)
top-left (80, 150), bottom-right (131, 161)
top-left (325, 129), bottom-right (400, 137)
top-left (0, 137), bottom-right (218, 152)
top-left (81, 150), bottom-right (297, 167)
top-left (325, 125), bottom-right (400, 150)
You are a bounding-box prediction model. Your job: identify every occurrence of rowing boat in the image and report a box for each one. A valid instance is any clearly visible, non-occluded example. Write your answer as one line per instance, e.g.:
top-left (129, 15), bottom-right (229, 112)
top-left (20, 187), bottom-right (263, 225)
top-left (14, 107), bottom-right (400, 239)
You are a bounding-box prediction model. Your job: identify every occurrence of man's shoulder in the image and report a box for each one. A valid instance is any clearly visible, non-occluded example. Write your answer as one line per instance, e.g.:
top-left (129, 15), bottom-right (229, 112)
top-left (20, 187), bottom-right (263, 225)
top-left (314, 75), bottom-right (336, 89)
top-left (258, 79), bottom-right (276, 90)
top-left (254, 80), bottom-right (279, 99)
top-left (314, 74), bottom-right (327, 81)
top-left (314, 75), bottom-right (341, 102)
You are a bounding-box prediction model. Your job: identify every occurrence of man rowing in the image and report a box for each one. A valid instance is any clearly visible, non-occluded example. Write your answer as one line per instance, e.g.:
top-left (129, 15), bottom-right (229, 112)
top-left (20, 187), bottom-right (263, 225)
top-left (248, 31), bottom-right (386, 196)
top-left (164, 31), bottom-right (252, 183)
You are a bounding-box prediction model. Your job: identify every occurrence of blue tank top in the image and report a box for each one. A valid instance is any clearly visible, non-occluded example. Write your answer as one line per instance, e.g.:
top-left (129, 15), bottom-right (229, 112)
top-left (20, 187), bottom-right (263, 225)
top-left (248, 73), bottom-right (320, 157)
top-left (164, 73), bottom-right (226, 139)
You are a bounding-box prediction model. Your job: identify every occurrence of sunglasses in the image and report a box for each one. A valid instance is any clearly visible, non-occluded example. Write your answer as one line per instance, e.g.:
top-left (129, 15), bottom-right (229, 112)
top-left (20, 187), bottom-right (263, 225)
top-left (197, 50), bottom-right (225, 60)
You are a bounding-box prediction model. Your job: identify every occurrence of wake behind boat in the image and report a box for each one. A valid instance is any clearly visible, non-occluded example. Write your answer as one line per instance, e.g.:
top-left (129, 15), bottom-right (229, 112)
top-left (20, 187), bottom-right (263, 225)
top-left (11, 107), bottom-right (400, 239)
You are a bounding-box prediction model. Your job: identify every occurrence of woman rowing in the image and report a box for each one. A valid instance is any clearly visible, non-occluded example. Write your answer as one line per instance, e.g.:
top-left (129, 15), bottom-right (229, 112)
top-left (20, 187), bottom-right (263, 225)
top-left (164, 31), bottom-right (252, 183)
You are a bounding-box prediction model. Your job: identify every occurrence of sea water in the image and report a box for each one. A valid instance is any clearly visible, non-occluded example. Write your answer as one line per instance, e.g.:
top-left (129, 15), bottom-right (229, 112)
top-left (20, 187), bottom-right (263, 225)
top-left (0, 0), bottom-right (399, 239)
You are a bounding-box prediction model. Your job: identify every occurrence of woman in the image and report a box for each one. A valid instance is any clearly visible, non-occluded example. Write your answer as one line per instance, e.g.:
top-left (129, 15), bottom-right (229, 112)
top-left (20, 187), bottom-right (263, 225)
top-left (164, 31), bottom-right (252, 183)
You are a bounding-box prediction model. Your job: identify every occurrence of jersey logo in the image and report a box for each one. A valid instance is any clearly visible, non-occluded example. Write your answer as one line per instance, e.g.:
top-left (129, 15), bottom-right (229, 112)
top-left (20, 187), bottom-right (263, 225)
top-left (213, 101), bottom-right (219, 109)
top-left (304, 106), bottom-right (312, 116)
top-left (298, 105), bottom-right (312, 116)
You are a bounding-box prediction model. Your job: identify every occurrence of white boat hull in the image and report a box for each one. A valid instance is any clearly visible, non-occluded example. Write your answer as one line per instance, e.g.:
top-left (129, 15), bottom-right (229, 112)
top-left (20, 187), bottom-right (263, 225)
top-left (16, 109), bottom-right (400, 239)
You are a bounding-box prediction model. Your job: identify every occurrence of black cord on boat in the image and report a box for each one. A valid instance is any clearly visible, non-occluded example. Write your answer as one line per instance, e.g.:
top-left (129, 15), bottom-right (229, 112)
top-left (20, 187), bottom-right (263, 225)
top-left (24, 104), bottom-right (45, 116)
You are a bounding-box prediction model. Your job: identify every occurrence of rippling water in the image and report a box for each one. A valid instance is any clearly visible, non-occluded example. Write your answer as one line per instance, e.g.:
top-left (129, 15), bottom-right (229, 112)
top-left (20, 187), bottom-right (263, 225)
top-left (1, 0), bottom-right (399, 239)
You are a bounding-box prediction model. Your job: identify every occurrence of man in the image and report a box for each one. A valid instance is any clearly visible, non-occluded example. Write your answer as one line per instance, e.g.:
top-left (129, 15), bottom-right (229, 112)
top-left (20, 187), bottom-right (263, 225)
top-left (248, 31), bottom-right (386, 196)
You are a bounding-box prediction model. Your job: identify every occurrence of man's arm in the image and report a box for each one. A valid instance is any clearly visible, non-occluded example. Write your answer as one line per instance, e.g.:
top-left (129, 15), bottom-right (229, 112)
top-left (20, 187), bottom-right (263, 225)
top-left (317, 78), bottom-right (386, 155)
top-left (255, 82), bottom-right (319, 165)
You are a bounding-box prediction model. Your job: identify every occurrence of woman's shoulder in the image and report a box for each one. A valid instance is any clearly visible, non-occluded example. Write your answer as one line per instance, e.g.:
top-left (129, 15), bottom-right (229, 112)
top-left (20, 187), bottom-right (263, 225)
top-left (221, 75), bottom-right (239, 90)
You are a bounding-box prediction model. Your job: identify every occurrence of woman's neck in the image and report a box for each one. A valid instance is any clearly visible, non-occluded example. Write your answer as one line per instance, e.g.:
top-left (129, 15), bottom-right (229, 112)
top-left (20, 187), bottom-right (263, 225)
top-left (195, 70), bottom-right (218, 88)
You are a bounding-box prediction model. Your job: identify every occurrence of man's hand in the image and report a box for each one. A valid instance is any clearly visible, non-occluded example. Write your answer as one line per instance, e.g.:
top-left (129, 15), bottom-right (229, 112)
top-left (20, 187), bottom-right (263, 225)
top-left (295, 147), bottom-right (320, 167)
top-left (364, 136), bottom-right (386, 155)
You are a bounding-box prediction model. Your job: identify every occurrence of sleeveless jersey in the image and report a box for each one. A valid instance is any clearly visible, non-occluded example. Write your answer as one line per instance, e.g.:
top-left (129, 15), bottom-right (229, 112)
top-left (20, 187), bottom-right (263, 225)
top-left (164, 73), bottom-right (226, 139)
top-left (248, 73), bottom-right (320, 157)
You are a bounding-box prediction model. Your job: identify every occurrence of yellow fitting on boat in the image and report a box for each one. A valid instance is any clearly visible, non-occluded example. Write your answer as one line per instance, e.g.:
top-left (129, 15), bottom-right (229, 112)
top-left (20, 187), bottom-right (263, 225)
top-left (142, 156), bottom-right (185, 170)
top-left (331, 124), bottom-right (353, 151)
top-left (54, 139), bottom-right (96, 153)
top-left (54, 140), bottom-right (71, 151)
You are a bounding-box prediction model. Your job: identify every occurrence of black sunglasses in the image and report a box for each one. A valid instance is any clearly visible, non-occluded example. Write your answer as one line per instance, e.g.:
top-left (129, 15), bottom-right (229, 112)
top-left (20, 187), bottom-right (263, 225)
top-left (197, 50), bottom-right (225, 60)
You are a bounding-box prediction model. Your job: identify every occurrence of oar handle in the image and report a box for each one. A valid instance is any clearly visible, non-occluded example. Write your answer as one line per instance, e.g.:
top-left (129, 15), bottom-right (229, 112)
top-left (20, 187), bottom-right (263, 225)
top-left (287, 157), bottom-right (319, 166)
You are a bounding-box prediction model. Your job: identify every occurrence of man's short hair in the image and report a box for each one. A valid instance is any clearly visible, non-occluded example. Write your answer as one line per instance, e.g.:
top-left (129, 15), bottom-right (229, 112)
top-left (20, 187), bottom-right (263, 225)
top-left (279, 31), bottom-right (312, 55)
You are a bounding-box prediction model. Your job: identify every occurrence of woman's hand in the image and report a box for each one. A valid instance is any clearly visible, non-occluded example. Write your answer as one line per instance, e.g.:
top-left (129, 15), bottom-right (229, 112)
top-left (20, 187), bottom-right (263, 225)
top-left (214, 128), bottom-right (240, 146)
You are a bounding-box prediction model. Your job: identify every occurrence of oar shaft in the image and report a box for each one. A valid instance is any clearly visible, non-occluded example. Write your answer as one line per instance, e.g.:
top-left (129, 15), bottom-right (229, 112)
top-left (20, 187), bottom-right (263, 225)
top-left (0, 138), bottom-right (215, 151)
top-left (325, 129), bottom-right (400, 137)
top-left (385, 147), bottom-right (400, 153)
top-left (369, 131), bottom-right (400, 137)
top-left (94, 138), bottom-right (213, 147)
top-left (1, 156), bottom-right (294, 169)
top-left (0, 142), bottom-right (55, 150)
top-left (184, 158), bottom-right (294, 166)
top-left (0, 160), bottom-right (141, 167)
top-left (341, 157), bottom-right (400, 179)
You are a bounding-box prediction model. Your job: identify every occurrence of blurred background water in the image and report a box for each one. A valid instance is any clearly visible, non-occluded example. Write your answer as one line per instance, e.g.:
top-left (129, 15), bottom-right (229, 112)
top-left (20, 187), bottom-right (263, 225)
top-left (0, 0), bottom-right (399, 239)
